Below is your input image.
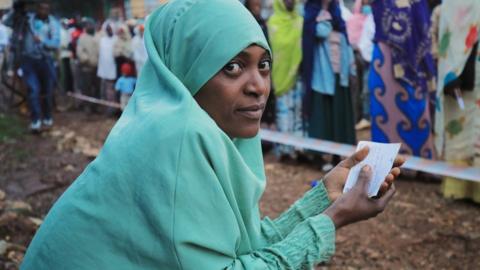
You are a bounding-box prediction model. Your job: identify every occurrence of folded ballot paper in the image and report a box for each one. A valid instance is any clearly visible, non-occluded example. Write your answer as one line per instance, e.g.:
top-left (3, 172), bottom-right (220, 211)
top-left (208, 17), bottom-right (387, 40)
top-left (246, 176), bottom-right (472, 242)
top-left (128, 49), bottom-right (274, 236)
top-left (343, 141), bottom-right (401, 197)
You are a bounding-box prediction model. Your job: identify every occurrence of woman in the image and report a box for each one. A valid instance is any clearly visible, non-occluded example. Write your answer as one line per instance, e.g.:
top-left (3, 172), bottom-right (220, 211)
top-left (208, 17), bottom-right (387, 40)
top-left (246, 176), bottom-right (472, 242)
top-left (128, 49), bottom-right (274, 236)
top-left (346, 0), bottom-right (368, 47)
top-left (435, 0), bottom-right (480, 203)
top-left (369, 0), bottom-right (437, 159)
top-left (21, 0), bottom-right (402, 269)
top-left (303, 0), bottom-right (356, 168)
top-left (97, 23), bottom-right (117, 115)
top-left (132, 24), bottom-right (147, 75)
top-left (429, 0), bottom-right (442, 63)
top-left (348, 0), bottom-right (375, 130)
top-left (269, 0), bottom-right (304, 158)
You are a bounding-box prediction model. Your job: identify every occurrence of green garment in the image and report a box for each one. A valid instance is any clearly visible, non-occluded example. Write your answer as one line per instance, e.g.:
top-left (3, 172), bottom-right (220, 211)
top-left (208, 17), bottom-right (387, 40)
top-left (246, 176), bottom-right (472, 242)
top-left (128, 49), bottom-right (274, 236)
top-left (21, 0), bottom-right (335, 269)
top-left (269, 0), bottom-right (303, 96)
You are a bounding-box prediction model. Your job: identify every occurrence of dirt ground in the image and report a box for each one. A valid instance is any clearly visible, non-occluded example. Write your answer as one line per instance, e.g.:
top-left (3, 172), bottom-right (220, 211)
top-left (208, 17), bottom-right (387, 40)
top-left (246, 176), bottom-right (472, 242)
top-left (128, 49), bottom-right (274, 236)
top-left (0, 109), bottom-right (479, 269)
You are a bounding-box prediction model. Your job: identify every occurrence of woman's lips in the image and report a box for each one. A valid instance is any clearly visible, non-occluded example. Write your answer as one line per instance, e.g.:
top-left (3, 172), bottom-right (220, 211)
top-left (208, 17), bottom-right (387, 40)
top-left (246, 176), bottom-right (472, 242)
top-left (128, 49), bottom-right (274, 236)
top-left (236, 104), bottom-right (265, 120)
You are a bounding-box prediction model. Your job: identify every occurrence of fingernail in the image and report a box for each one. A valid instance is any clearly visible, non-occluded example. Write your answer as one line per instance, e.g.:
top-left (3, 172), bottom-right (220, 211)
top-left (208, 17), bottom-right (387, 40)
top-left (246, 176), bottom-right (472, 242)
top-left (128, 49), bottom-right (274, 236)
top-left (362, 165), bottom-right (371, 172)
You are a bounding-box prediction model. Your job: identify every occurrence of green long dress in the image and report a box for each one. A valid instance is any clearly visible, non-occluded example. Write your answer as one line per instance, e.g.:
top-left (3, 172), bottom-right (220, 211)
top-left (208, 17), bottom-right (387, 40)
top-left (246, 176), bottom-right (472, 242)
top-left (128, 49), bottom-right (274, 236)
top-left (21, 0), bottom-right (336, 269)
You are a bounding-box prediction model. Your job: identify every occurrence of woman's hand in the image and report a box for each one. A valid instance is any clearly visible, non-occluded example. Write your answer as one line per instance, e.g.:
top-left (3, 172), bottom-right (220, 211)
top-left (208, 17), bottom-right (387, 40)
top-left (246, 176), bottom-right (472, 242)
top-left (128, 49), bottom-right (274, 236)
top-left (323, 165), bottom-right (396, 229)
top-left (322, 147), bottom-right (405, 202)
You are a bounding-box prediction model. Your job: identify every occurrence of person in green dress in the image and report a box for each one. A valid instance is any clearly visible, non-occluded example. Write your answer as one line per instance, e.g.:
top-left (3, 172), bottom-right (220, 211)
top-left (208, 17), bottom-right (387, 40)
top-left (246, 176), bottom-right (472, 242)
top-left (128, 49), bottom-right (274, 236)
top-left (21, 0), bottom-right (404, 269)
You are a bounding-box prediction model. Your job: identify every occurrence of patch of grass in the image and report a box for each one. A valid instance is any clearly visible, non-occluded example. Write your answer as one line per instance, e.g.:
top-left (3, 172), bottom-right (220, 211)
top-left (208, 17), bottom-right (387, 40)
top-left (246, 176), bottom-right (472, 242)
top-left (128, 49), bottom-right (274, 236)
top-left (0, 114), bottom-right (25, 143)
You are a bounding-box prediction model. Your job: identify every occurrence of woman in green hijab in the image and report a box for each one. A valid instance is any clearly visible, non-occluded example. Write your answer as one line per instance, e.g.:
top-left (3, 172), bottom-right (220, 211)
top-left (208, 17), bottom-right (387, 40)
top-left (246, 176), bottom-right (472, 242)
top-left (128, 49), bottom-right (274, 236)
top-left (21, 0), bottom-right (403, 269)
top-left (269, 0), bottom-right (305, 158)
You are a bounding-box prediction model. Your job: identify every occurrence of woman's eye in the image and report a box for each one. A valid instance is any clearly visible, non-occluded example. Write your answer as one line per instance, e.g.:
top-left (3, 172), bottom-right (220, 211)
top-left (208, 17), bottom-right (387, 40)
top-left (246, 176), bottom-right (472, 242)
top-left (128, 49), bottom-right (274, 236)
top-left (223, 62), bottom-right (242, 75)
top-left (259, 60), bottom-right (271, 71)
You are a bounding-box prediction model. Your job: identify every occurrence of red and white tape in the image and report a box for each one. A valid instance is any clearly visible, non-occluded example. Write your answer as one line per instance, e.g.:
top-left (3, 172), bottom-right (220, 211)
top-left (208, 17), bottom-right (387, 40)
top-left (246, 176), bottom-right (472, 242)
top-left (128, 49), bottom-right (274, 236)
top-left (260, 129), bottom-right (480, 183)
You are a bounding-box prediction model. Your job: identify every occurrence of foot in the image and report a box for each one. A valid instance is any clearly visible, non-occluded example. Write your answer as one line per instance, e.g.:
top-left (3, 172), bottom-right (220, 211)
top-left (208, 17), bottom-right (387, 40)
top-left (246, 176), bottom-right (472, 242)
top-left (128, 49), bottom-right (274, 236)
top-left (355, 119), bottom-right (371, 131)
top-left (30, 120), bottom-right (42, 133)
top-left (42, 118), bottom-right (53, 128)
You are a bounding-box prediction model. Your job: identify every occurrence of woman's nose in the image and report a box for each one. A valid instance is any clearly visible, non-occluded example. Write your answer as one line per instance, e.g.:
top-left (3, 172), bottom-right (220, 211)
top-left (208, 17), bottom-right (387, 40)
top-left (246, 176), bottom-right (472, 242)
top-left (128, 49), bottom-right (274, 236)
top-left (245, 71), bottom-right (269, 97)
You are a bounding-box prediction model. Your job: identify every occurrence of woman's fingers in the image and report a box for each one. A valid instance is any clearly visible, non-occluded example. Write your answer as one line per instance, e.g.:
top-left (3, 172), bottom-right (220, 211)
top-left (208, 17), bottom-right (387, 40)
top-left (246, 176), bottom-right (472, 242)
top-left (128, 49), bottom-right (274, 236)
top-left (379, 169), bottom-right (399, 195)
top-left (378, 182), bottom-right (389, 195)
top-left (393, 155), bottom-right (406, 168)
top-left (390, 167), bottom-right (401, 178)
top-left (340, 147), bottom-right (370, 169)
top-left (377, 184), bottom-right (397, 210)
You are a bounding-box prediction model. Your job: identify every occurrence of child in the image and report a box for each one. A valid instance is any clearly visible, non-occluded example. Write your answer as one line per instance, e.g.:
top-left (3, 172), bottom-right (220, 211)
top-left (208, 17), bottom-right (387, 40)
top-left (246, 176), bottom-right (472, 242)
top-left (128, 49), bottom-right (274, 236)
top-left (115, 62), bottom-right (136, 110)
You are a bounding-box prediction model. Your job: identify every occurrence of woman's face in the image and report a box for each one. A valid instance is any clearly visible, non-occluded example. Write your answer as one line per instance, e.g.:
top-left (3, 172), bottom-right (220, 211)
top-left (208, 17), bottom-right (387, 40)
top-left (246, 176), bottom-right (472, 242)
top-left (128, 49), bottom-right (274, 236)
top-left (284, 0), bottom-right (295, 11)
top-left (246, 0), bottom-right (262, 18)
top-left (195, 45), bottom-right (271, 138)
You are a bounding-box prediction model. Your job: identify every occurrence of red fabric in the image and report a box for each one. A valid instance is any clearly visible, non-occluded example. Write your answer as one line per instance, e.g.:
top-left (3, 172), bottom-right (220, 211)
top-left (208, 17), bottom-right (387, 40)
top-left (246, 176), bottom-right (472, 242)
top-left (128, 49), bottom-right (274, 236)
top-left (121, 62), bottom-right (134, 76)
top-left (71, 28), bottom-right (83, 41)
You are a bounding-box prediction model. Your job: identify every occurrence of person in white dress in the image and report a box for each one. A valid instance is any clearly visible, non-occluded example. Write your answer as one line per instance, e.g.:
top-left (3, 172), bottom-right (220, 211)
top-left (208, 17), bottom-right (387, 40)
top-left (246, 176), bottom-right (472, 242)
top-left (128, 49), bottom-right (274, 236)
top-left (97, 23), bottom-right (117, 115)
top-left (132, 24), bottom-right (147, 75)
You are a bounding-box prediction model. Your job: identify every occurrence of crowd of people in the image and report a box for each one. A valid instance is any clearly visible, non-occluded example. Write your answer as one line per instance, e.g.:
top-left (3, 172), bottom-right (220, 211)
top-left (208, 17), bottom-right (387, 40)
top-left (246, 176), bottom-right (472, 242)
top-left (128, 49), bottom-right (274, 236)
top-left (2, 0), bottom-right (479, 203)
top-left (245, 0), bottom-right (480, 202)
top-left (1, 3), bottom-right (145, 127)
top-left (58, 9), bottom-right (145, 115)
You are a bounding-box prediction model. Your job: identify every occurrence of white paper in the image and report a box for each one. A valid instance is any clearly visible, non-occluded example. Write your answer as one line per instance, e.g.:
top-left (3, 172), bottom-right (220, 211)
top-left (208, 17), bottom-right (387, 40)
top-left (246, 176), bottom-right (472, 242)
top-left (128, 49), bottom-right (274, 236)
top-left (343, 141), bottom-right (401, 197)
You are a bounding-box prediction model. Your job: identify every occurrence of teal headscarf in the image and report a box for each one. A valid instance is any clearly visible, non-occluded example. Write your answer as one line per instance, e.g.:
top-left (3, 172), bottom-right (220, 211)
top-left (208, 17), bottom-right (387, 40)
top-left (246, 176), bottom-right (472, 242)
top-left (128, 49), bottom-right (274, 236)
top-left (21, 0), bottom-right (276, 269)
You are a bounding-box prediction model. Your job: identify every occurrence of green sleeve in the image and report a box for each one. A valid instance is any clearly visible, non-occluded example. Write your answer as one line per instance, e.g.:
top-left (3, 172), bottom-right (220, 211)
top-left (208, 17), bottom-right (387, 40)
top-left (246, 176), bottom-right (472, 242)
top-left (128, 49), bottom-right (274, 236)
top-left (229, 214), bottom-right (335, 269)
top-left (261, 180), bottom-right (332, 243)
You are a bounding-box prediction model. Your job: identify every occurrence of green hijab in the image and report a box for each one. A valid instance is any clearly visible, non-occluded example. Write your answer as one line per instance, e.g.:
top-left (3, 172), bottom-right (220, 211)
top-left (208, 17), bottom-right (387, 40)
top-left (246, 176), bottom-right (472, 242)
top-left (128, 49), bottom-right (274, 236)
top-left (21, 0), bottom-right (273, 269)
top-left (269, 0), bottom-right (303, 96)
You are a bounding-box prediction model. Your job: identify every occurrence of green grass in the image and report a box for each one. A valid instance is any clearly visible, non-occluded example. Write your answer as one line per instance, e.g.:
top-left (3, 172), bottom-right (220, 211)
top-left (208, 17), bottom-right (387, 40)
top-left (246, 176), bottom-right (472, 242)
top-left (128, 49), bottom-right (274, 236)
top-left (0, 114), bottom-right (25, 143)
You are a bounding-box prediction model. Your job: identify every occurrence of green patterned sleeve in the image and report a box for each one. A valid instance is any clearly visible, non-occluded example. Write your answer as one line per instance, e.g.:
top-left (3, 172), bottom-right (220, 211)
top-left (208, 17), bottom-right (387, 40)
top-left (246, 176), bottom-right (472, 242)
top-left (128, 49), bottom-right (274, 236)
top-left (261, 180), bottom-right (332, 243)
top-left (228, 214), bottom-right (336, 269)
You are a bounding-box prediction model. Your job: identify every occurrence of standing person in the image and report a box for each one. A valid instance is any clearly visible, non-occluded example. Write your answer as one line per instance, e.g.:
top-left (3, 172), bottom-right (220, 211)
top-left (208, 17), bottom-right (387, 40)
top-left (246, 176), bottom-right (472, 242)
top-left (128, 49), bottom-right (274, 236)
top-left (369, 0), bottom-right (436, 159)
top-left (113, 24), bottom-right (132, 80)
top-left (76, 19), bottom-right (99, 112)
top-left (245, 0), bottom-right (277, 130)
top-left (126, 19), bottom-right (137, 38)
top-left (59, 19), bottom-right (73, 93)
top-left (269, 0), bottom-right (304, 158)
top-left (346, 0), bottom-right (367, 47)
top-left (114, 62), bottom-right (136, 110)
top-left (3, 1), bottom-right (60, 131)
top-left (435, 0), bottom-right (480, 202)
top-left (429, 0), bottom-right (442, 63)
top-left (21, 1), bottom-right (404, 268)
top-left (348, 0), bottom-right (375, 130)
top-left (97, 23), bottom-right (117, 115)
top-left (131, 24), bottom-right (147, 75)
top-left (102, 7), bottom-right (123, 35)
top-left (69, 18), bottom-right (83, 94)
top-left (303, 0), bottom-right (356, 168)
top-left (0, 17), bottom-right (10, 76)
